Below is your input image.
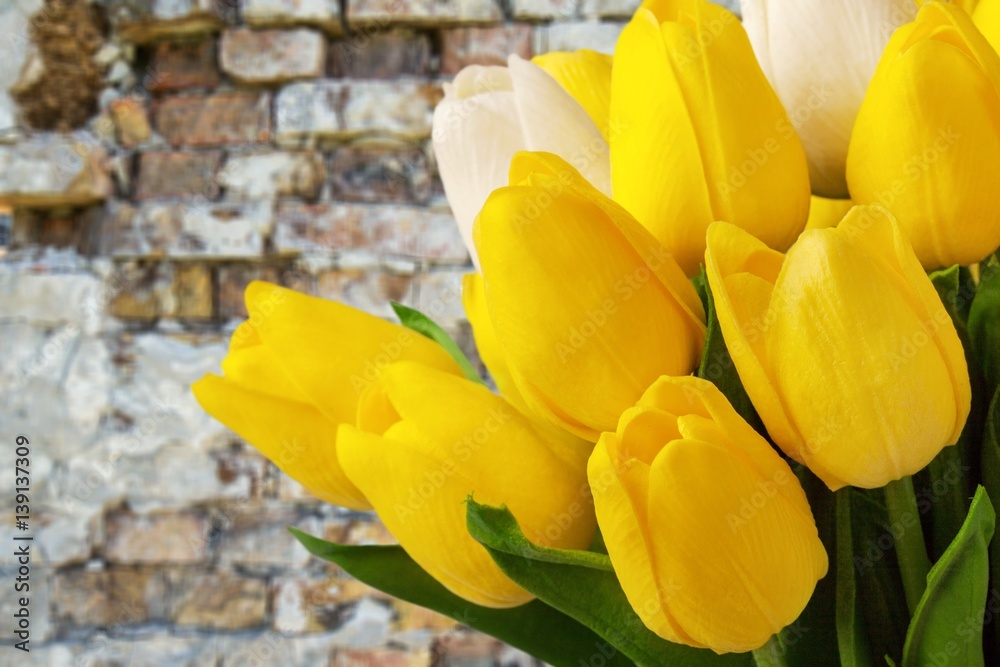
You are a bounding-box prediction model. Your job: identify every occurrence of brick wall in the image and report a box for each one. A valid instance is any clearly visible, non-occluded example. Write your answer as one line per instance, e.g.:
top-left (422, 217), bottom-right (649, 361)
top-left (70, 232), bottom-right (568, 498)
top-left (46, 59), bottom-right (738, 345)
top-left (0, 0), bottom-right (738, 664)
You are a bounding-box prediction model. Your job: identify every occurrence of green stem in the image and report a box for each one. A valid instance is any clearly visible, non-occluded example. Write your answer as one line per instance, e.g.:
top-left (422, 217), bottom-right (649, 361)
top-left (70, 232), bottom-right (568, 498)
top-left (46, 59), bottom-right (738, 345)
top-left (883, 476), bottom-right (931, 615)
top-left (752, 634), bottom-right (789, 667)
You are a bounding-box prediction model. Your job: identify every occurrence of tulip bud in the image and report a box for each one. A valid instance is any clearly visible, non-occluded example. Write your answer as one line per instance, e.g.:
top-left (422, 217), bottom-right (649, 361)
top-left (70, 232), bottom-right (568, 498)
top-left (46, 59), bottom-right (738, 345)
top-left (611, 0), bottom-right (810, 277)
top-left (433, 55), bottom-right (610, 269)
top-left (705, 206), bottom-right (971, 490)
top-left (743, 0), bottom-right (917, 198)
top-left (474, 151), bottom-right (706, 441)
top-left (847, 1), bottom-right (1000, 269)
top-left (337, 361), bottom-right (595, 608)
top-left (589, 375), bottom-right (827, 653)
top-left (192, 282), bottom-right (462, 509)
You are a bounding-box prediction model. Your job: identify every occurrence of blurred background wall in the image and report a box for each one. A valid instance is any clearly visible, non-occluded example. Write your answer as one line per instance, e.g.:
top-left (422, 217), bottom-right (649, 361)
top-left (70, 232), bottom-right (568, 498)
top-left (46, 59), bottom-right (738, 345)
top-left (0, 0), bottom-right (737, 665)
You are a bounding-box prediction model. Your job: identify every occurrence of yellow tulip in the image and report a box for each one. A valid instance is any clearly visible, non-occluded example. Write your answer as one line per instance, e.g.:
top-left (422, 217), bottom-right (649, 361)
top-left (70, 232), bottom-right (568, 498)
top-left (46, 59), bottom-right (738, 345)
top-left (474, 151), bottom-right (706, 441)
top-left (192, 282), bottom-right (462, 509)
top-left (338, 361), bottom-right (595, 608)
top-left (589, 375), bottom-right (827, 653)
top-left (533, 50), bottom-right (613, 140)
top-left (847, 1), bottom-right (1000, 269)
top-left (705, 206), bottom-right (971, 490)
top-left (611, 0), bottom-right (810, 277)
top-left (975, 0), bottom-right (1000, 52)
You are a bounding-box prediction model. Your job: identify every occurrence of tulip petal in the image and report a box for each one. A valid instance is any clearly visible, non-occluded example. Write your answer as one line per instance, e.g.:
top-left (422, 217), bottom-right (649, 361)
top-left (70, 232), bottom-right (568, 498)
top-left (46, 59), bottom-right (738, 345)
top-left (847, 2), bottom-right (1000, 267)
top-left (768, 224), bottom-right (962, 488)
top-left (805, 196), bottom-right (854, 231)
top-left (193, 375), bottom-right (370, 510)
top-left (611, 7), bottom-right (715, 276)
top-left (838, 206), bottom-right (971, 447)
top-left (646, 437), bottom-right (827, 653)
top-left (532, 50), bottom-right (613, 140)
top-left (588, 433), bottom-right (696, 646)
top-left (704, 222), bottom-right (809, 470)
top-left (433, 68), bottom-right (525, 269)
top-left (220, 343), bottom-right (310, 403)
top-left (476, 178), bottom-right (704, 439)
top-left (507, 55), bottom-right (611, 196)
top-left (245, 281), bottom-right (461, 425)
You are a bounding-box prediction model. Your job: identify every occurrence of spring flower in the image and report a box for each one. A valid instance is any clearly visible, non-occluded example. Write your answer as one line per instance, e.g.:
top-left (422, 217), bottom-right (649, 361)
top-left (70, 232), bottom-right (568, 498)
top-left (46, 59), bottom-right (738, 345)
top-left (433, 55), bottom-right (610, 268)
top-left (192, 282), bottom-right (462, 509)
top-left (337, 361), bottom-right (595, 608)
top-left (474, 151), bottom-right (706, 441)
top-left (847, 1), bottom-right (1000, 269)
top-left (611, 0), bottom-right (810, 277)
top-left (705, 206), bottom-right (971, 490)
top-left (589, 375), bottom-right (827, 653)
top-left (743, 0), bottom-right (917, 198)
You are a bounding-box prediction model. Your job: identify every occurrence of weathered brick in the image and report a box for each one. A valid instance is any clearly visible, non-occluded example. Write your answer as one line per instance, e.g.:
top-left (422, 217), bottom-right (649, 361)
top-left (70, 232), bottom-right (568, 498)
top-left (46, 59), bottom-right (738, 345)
top-left (218, 151), bottom-right (325, 200)
top-left (105, 510), bottom-right (210, 564)
top-left (415, 270), bottom-right (467, 324)
top-left (108, 261), bottom-right (174, 321)
top-left (220, 28), bottom-right (327, 85)
top-left (348, 0), bottom-right (503, 26)
top-left (135, 151), bottom-right (223, 201)
top-left (108, 0), bottom-right (224, 44)
top-left (317, 269), bottom-right (416, 318)
top-left (580, 0), bottom-right (639, 18)
top-left (51, 568), bottom-right (170, 629)
top-left (173, 264), bottom-right (214, 319)
top-left (102, 201), bottom-right (273, 259)
top-left (542, 20), bottom-right (623, 54)
top-left (329, 144), bottom-right (432, 204)
top-left (272, 576), bottom-right (350, 634)
top-left (329, 29), bottom-right (432, 79)
top-left (170, 570), bottom-right (268, 630)
top-left (108, 98), bottom-right (152, 148)
top-left (333, 649), bottom-right (431, 666)
top-left (0, 132), bottom-right (111, 208)
top-left (243, 0), bottom-right (343, 34)
top-left (274, 202), bottom-right (467, 263)
top-left (512, 0), bottom-right (580, 20)
top-left (155, 93), bottom-right (271, 148)
top-left (276, 81), bottom-right (436, 144)
top-left (434, 634), bottom-right (506, 664)
top-left (216, 508), bottom-right (320, 571)
top-left (149, 39), bottom-right (221, 93)
top-left (217, 264), bottom-right (281, 318)
top-left (441, 25), bottom-right (533, 73)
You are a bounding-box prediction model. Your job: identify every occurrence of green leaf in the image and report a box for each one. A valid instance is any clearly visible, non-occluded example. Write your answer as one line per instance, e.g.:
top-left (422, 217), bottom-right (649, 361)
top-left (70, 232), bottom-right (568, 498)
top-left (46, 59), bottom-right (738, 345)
top-left (969, 261), bottom-right (1000, 393)
top-left (901, 486), bottom-right (996, 667)
top-left (466, 499), bottom-right (753, 667)
top-left (929, 265), bottom-right (976, 327)
top-left (695, 268), bottom-right (763, 434)
top-left (836, 487), bottom-right (874, 667)
top-left (390, 301), bottom-right (484, 384)
top-left (980, 389), bottom-right (1000, 663)
top-left (288, 528), bottom-right (626, 667)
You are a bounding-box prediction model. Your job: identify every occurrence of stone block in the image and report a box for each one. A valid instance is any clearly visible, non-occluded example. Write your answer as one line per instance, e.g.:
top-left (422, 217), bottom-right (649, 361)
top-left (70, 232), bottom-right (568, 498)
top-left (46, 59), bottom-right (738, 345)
top-left (108, 98), bottom-right (153, 148)
top-left (218, 151), bottom-right (325, 200)
top-left (441, 25), bottom-right (533, 73)
top-left (155, 92), bottom-right (271, 148)
top-left (329, 144), bottom-right (432, 204)
top-left (220, 28), bottom-right (327, 85)
top-left (348, 0), bottom-right (503, 26)
top-left (105, 0), bottom-right (224, 44)
top-left (243, 0), bottom-right (343, 34)
top-left (148, 39), bottom-right (221, 93)
top-left (104, 509), bottom-right (211, 564)
top-left (170, 570), bottom-right (268, 630)
top-left (135, 151), bottom-right (223, 201)
top-left (329, 29), bottom-right (432, 79)
top-left (0, 132), bottom-right (111, 207)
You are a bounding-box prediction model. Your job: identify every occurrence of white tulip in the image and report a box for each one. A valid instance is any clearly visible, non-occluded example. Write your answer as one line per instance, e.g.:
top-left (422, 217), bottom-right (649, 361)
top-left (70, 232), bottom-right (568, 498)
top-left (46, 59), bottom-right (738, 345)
top-left (742, 0), bottom-right (917, 198)
top-left (432, 55), bottom-right (611, 268)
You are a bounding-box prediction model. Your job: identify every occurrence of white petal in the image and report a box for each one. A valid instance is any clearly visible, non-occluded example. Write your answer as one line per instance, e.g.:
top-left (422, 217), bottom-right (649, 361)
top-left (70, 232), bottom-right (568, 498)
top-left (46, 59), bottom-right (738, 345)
top-left (507, 55), bottom-right (612, 196)
top-left (432, 83), bottom-right (526, 269)
top-left (743, 0), bottom-right (916, 197)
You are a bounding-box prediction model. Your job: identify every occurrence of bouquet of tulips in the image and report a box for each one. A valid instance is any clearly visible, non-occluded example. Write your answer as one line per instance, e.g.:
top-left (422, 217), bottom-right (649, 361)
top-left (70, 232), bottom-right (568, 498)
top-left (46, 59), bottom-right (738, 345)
top-left (193, 0), bottom-right (1000, 664)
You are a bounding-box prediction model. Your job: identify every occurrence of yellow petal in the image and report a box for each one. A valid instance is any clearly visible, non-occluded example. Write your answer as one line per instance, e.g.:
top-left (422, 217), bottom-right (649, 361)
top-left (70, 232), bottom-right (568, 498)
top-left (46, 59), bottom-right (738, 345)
top-left (768, 213), bottom-right (964, 488)
top-left (612, 0), bottom-right (809, 276)
top-left (704, 221), bottom-right (808, 469)
top-left (611, 7), bottom-right (714, 277)
top-left (245, 281), bottom-right (462, 425)
top-left (847, 1), bottom-right (1000, 268)
top-left (975, 0), bottom-right (1000, 55)
top-left (339, 362), bottom-right (596, 608)
top-left (805, 196), bottom-right (854, 231)
top-left (193, 375), bottom-right (370, 510)
top-left (476, 164), bottom-right (705, 439)
top-left (646, 437), bottom-right (827, 652)
top-left (532, 50), bottom-right (613, 140)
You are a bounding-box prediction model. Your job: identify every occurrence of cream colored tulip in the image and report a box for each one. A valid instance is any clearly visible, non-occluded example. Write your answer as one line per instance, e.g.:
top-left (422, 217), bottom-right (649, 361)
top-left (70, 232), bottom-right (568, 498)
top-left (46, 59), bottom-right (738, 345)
top-left (433, 55), bottom-right (610, 268)
top-left (743, 0), bottom-right (917, 197)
